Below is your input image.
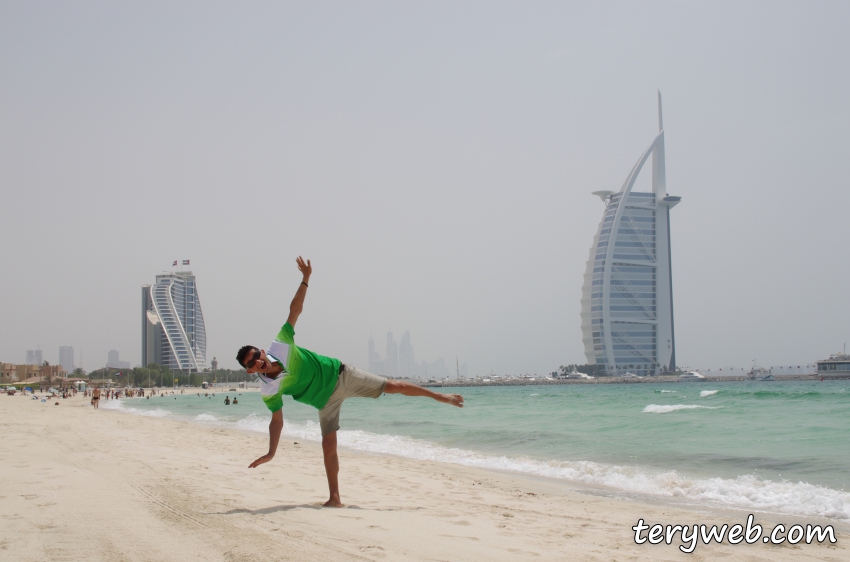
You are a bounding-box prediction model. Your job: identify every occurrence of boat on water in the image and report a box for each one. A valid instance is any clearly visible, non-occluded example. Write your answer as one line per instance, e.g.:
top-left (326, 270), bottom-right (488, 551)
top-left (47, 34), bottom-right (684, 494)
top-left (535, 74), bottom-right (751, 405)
top-left (747, 366), bottom-right (775, 381)
top-left (678, 371), bottom-right (706, 382)
top-left (565, 370), bottom-right (593, 380)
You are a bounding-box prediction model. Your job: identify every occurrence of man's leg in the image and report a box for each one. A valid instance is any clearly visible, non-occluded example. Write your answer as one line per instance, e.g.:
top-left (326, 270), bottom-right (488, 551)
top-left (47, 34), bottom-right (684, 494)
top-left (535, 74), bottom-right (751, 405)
top-left (321, 431), bottom-right (342, 507)
top-left (383, 380), bottom-right (464, 407)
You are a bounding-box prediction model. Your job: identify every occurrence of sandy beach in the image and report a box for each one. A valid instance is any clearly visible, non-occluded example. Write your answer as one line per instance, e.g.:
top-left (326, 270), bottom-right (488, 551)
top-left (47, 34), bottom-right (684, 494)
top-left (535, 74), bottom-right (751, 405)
top-left (1, 393), bottom-right (846, 561)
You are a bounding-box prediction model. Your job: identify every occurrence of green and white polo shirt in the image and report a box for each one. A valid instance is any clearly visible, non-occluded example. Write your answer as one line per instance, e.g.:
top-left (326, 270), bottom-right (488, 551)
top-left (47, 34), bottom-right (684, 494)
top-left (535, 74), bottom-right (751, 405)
top-left (257, 322), bottom-right (341, 412)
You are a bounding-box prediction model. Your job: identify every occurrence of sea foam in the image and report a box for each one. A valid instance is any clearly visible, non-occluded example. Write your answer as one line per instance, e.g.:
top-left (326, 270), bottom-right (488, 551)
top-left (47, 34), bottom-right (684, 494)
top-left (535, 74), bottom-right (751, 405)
top-left (700, 390), bottom-right (719, 398)
top-left (102, 400), bottom-right (174, 418)
top-left (642, 404), bottom-right (719, 414)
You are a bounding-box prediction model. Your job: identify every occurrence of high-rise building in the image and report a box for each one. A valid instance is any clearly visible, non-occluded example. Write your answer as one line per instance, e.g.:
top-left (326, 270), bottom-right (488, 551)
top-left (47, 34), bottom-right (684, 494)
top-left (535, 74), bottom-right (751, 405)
top-left (26, 349), bottom-right (42, 366)
top-left (107, 350), bottom-right (131, 369)
top-left (370, 331), bottom-right (452, 380)
top-left (59, 346), bottom-right (75, 372)
top-left (580, 93), bottom-right (681, 376)
top-left (142, 271), bottom-right (207, 372)
top-left (399, 331), bottom-right (415, 378)
top-left (385, 331), bottom-right (398, 378)
top-left (366, 335), bottom-right (379, 375)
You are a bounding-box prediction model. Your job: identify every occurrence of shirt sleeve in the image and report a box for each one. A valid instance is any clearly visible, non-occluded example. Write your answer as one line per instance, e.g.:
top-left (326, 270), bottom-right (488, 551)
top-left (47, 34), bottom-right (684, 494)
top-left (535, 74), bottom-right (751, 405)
top-left (276, 322), bottom-right (295, 344)
top-left (263, 393), bottom-right (284, 413)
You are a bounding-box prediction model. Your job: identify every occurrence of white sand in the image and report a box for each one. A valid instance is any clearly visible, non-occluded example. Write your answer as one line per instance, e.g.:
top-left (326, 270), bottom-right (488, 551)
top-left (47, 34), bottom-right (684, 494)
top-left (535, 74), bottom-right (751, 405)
top-left (1, 393), bottom-right (846, 561)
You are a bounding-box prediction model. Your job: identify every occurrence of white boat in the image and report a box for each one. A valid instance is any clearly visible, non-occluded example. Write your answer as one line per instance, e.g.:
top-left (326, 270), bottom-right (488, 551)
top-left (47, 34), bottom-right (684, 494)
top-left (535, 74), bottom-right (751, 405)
top-left (565, 370), bottom-right (593, 380)
top-left (747, 366), bottom-right (775, 381)
top-left (678, 371), bottom-right (706, 382)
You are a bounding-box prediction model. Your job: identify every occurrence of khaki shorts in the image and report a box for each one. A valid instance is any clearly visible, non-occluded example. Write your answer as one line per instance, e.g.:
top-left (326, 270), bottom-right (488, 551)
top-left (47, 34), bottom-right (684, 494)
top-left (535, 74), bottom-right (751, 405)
top-left (318, 364), bottom-right (387, 436)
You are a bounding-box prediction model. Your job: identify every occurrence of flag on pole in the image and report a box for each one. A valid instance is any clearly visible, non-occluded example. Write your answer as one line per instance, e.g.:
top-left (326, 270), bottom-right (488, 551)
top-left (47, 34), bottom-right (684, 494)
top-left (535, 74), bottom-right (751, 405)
top-left (183, 259), bottom-right (190, 265)
top-left (172, 260), bottom-right (177, 266)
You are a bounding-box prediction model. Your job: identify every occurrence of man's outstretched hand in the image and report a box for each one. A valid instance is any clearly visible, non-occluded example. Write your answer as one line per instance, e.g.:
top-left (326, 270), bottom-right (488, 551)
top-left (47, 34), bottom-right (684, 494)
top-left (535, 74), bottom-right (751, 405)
top-left (249, 453), bottom-right (274, 468)
top-left (296, 256), bottom-right (312, 279)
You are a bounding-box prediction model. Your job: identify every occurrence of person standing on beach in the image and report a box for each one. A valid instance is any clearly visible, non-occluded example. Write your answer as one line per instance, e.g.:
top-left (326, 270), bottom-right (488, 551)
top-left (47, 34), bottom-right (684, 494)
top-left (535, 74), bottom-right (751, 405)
top-left (238, 256), bottom-right (464, 508)
top-left (91, 386), bottom-right (100, 409)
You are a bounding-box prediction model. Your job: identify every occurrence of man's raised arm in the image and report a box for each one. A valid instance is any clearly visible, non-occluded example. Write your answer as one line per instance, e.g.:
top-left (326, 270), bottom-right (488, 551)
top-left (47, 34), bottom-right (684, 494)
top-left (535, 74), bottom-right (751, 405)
top-left (286, 256), bottom-right (312, 327)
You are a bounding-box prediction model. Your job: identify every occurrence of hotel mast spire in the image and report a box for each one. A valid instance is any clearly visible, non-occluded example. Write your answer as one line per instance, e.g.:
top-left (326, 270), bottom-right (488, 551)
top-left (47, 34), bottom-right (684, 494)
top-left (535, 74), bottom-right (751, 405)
top-left (657, 90), bottom-right (663, 132)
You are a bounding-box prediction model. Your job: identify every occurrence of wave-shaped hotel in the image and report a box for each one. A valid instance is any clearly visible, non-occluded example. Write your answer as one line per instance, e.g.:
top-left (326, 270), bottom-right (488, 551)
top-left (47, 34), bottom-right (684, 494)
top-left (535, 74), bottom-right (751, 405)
top-left (580, 93), bottom-right (680, 376)
top-left (142, 270), bottom-right (207, 372)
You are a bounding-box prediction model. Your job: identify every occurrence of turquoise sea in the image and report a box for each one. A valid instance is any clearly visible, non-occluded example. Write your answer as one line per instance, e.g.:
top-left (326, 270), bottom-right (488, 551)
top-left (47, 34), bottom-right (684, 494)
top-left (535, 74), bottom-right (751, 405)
top-left (104, 380), bottom-right (850, 521)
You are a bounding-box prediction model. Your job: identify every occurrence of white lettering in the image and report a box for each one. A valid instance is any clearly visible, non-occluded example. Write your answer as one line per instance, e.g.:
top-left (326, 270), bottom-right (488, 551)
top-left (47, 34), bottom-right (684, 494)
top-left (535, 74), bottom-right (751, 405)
top-left (647, 524), bottom-right (664, 545)
top-left (728, 524), bottom-right (743, 544)
top-left (679, 524), bottom-right (699, 554)
top-left (806, 525), bottom-right (836, 544)
top-left (665, 524), bottom-right (683, 545)
top-left (744, 514), bottom-right (762, 544)
top-left (770, 524), bottom-right (785, 544)
top-left (786, 525), bottom-right (804, 544)
top-left (699, 523), bottom-right (728, 544)
top-left (632, 519), bottom-right (649, 544)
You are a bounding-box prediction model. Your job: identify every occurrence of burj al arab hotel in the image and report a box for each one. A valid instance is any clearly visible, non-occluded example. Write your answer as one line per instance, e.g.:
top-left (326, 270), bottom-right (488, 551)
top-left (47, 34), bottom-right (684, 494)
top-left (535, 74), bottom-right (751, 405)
top-left (580, 93), bottom-right (681, 376)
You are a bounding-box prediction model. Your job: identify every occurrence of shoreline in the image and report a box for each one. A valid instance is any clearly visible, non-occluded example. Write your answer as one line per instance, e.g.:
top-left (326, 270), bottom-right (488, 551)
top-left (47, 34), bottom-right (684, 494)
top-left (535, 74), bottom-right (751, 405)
top-left (421, 373), bottom-right (849, 387)
top-left (2, 393), bottom-right (846, 560)
top-left (104, 392), bottom-right (850, 526)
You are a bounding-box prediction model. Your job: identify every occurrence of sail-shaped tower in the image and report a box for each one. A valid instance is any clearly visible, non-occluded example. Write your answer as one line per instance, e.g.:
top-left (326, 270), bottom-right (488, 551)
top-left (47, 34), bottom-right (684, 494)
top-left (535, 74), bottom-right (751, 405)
top-left (579, 93), bottom-right (681, 376)
top-left (142, 271), bottom-right (207, 372)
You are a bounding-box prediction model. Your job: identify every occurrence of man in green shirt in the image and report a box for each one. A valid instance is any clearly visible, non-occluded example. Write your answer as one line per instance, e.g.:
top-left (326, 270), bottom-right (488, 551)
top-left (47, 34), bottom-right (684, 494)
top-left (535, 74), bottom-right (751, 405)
top-left (237, 256), bottom-right (464, 507)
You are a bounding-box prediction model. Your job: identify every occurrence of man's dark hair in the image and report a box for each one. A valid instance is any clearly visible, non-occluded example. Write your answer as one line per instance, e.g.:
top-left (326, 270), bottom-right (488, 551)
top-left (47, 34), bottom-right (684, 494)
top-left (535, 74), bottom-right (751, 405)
top-left (236, 345), bottom-right (257, 368)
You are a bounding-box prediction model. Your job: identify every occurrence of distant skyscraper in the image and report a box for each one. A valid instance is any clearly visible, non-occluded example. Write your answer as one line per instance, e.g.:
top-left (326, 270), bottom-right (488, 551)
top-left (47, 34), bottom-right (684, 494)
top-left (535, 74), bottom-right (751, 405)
top-left (370, 330), bottom-right (445, 379)
top-left (107, 350), bottom-right (131, 369)
top-left (59, 346), bottom-right (75, 372)
top-left (385, 331), bottom-right (398, 378)
top-left (26, 349), bottom-right (42, 366)
top-left (399, 331), bottom-right (414, 378)
top-left (368, 336), bottom-right (378, 371)
top-left (580, 93), bottom-right (681, 376)
top-left (142, 270), bottom-right (207, 372)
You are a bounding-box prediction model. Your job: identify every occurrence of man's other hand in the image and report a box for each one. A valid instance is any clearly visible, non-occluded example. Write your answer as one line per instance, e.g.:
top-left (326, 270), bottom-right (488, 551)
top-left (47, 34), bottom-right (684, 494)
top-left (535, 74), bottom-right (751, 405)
top-left (249, 453), bottom-right (274, 468)
top-left (296, 256), bottom-right (312, 278)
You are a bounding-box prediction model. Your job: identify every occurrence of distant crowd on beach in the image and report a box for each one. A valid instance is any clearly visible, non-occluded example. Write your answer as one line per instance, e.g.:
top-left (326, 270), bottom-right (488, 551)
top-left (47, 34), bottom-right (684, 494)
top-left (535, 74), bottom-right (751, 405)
top-left (10, 384), bottom-right (245, 411)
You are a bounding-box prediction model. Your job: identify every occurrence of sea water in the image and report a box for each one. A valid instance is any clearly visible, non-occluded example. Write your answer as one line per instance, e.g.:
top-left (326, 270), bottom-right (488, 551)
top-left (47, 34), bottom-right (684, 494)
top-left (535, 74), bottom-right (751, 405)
top-left (104, 380), bottom-right (850, 520)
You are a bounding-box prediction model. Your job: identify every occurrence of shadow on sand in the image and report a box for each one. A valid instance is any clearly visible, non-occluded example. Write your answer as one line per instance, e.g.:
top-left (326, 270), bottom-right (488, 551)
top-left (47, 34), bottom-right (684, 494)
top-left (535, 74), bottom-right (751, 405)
top-left (215, 503), bottom-right (424, 516)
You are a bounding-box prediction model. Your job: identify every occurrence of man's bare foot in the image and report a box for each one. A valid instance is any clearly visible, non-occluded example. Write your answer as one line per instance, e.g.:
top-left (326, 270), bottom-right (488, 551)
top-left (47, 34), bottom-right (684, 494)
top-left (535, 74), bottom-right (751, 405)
top-left (444, 393), bottom-right (464, 408)
top-left (323, 498), bottom-right (344, 508)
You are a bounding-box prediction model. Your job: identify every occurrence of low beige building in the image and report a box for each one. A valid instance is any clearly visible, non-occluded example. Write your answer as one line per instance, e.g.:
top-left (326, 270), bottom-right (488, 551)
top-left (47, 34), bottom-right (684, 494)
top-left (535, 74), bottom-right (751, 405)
top-left (1, 363), bottom-right (66, 384)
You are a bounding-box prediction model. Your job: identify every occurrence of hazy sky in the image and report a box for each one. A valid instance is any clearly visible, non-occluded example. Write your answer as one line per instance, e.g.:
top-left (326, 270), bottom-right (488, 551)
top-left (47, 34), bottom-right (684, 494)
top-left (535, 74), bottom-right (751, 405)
top-left (2, 1), bottom-right (848, 374)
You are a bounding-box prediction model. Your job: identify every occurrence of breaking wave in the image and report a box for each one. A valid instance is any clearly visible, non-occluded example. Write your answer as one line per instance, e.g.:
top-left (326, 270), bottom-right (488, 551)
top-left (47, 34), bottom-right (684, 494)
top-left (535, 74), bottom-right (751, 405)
top-left (642, 404), bottom-right (720, 414)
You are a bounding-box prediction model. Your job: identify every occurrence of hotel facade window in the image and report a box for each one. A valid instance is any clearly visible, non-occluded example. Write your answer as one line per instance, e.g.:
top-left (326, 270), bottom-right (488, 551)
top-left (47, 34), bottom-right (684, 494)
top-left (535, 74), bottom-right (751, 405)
top-left (580, 94), bottom-right (680, 376)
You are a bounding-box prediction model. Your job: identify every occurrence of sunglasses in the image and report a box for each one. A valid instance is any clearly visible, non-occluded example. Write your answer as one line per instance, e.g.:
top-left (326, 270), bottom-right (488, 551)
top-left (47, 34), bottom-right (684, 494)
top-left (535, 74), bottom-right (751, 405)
top-left (244, 349), bottom-right (261, 369)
